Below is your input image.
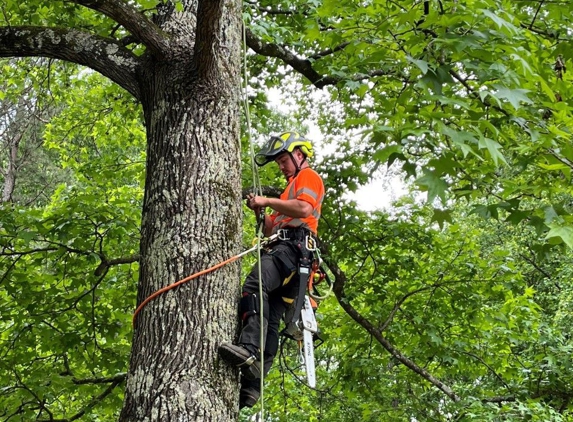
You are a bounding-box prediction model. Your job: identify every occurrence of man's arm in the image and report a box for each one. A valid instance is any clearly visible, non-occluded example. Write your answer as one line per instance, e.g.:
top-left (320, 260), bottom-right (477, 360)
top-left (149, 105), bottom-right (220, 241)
top-left (248, 196), bottom-right (312, 237)
top-left (247, 194), bottom-right (312, 219)
top-left (264, 197), bottom-right (312, 218)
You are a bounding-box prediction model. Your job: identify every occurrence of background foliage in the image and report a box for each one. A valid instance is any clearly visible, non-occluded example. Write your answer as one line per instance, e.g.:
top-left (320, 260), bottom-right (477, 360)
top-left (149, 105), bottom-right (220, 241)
top-left (1, 0), bottom-right (572, 420)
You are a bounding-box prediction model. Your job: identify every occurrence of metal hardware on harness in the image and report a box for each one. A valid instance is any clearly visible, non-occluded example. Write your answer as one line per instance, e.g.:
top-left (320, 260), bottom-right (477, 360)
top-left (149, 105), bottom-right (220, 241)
top-left (305, 235), bottom-right (316, 251)
top-left (275, 228), bottom-right (316, 244)
top-left (256, 208), bottom-right (266, 233)
top-left (298, 344), bottom-right (305, 365)
top-left (276, 228), bottom-right (290, 241)
top-left (260, 233), bottom-right (278, 246)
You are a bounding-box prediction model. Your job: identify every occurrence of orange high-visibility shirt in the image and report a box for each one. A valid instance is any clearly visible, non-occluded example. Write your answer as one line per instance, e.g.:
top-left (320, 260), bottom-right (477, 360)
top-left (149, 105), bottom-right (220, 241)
top-left (270, 167), bottom-right (325, 234)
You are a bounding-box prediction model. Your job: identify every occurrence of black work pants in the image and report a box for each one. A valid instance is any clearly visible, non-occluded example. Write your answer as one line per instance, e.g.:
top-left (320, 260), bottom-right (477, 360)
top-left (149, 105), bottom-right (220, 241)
top-left (239, 241), bottom-right (300, 384)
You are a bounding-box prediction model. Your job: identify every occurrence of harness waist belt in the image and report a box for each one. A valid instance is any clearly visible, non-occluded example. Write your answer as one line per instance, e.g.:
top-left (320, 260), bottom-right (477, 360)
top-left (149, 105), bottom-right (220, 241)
top-left (276, 227), bottom-right (314, 241)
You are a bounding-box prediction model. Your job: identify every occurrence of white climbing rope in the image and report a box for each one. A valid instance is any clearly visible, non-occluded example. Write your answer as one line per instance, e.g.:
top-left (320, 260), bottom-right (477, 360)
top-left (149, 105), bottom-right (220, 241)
top-left (241, 9), bottom-right (266, 419)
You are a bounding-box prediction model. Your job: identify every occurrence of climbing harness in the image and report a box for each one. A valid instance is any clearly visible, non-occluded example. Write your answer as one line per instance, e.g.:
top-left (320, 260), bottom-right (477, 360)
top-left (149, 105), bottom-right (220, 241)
top-left (285, 230), bottom-right (317, 327)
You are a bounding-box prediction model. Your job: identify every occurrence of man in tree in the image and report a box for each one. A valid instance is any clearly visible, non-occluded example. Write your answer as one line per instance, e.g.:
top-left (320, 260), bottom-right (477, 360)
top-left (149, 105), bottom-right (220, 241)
top-left (219, 131), bottom-right (325, 408)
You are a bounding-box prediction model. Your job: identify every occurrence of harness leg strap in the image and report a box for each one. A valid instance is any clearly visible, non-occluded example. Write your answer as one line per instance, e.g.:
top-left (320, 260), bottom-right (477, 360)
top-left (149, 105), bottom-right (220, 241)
top-left (239, 293), bottom-right (269, 321)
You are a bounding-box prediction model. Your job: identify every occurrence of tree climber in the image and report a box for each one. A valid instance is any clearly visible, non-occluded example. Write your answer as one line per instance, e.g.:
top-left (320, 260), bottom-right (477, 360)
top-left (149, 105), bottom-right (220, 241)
top-left (218, 131), bottom-right (325, 409)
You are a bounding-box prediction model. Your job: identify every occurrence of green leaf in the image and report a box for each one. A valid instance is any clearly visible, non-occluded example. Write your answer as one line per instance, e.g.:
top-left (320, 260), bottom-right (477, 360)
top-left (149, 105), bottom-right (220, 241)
top-left (538, 163), bottom-right (570, 171)
top-left (373, 144), bottom-right (401, 163)
top-left (481, 9), bottom-right (519, 35)
top-left (415, 170), bottom-right (448, 203)
top-left (491, 84), bottom-right (533, 110)
top-left (406, 56), bottom-right (429, 75)
top-left (431, 208), bottom-right (453, 229)
top-left (545, 224), bottom-right (573, 249)
top-left (440, 125), bottom-right (481, 159)
top-left (544, 206), bottom-right (560, 224)
top-left (505, 209), bottom-right (529, 225)
top-left (17, 230), bottom-right (36, 244)
top-left (478, 136), bottom-right (507, 165)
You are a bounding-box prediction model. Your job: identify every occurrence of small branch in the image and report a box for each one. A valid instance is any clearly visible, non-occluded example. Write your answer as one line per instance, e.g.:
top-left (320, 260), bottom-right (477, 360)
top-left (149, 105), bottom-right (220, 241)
top-left (448, 67), bottom-right (509, 117)
top-left (32, 271), bottom-right (108, 317)
top-left (519, 22), bottom-right (559, 39)
top-left (0, 246), bottom-right (58, 256)
top-left (94, 254), bottom-right (140, 276)
top-left (519, 253), bottom-right (552, 280)
top-left (71, 373), bottom-right (127, 385)
top-left (39, 378), bottom-right (124, 422)
top-left (529, 0), bottom-right (545, 30)
top-left (482, 395), bottom-right (516, 403)
top-left (0, 254), bottom-right (22, 286)
top-left (309, 42), bottom-right (351, 60)
top-left (380, 284), bottom-right (435, 332)
top-left (12, 371), bottom-right (54, 420)
top-left (461, 351), bottom-right (511, 390)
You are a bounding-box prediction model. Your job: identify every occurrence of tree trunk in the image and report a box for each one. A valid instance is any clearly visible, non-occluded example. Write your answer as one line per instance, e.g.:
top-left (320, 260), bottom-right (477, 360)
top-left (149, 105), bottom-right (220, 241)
top-left (120, 3), bottom-right (244, 421)
top-left (1, 131), bottom-right (21, 203)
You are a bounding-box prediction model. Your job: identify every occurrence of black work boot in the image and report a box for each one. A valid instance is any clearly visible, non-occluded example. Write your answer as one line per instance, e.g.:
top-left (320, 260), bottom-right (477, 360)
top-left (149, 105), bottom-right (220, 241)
top-left (240, 385), bottom-right (260, 409)
top-left (218, 342), bottom-right (261, 380)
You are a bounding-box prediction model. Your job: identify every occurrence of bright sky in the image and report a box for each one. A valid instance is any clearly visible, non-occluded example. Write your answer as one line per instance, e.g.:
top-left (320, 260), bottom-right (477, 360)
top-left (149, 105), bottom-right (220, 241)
top-left (353, 175), bottom-right (407, 211)
top-left (264, 87), bottom-right (407, 212)
top-left (306, 115), bottom-right (406, 212)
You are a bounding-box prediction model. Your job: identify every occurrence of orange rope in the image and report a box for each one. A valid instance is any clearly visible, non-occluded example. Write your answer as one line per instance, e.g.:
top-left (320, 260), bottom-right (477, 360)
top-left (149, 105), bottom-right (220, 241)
top-left (132, 247), bottom-right (256, 325)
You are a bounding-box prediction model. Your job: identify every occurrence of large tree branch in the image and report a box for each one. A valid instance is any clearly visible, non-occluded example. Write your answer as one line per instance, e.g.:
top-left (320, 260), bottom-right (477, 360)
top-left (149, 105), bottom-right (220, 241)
top-left (245, 28), bottom-right (337, 89)
top-left (241, 185), bottom-right (282, 198)
top-left (69, 0), bottom-right (170, 57)
top-left (321, 245), bottom-right (461, 403)
top-left (194, 0), bottom-right (224, 80)
top-left (245, 29), bottom-right (404, 88)
top-left (0, 26), bottom-right (141, 100)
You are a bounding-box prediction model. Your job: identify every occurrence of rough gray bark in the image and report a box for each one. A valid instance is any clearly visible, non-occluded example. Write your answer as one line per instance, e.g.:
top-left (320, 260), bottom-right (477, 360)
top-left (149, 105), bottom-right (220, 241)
top-left (119, 1), bottom-right (244, 420)
top-left (120, 57), bottom-right (243, 422)
top-left (1, 0), bottom-right (244, 420)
